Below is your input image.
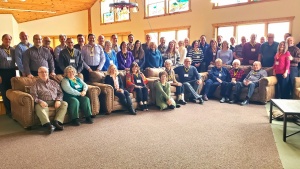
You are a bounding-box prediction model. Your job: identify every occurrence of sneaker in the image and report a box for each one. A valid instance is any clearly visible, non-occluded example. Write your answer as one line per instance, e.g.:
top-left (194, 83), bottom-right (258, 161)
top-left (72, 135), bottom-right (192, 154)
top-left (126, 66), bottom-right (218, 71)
top-left (225, 97), bottom-right (230, 102)
top-left (240, 100), bottom-right (249, 106)
top-left (220, 97), bottom-right (226, 103)
top-left (178, 100), bottom-right (187, 105)
top-left (202, 95), bottom-right (208, 101)
top-left (198, 97), bottom-right (204, 105)
top-left (169, 105), bottom-right (175, 109)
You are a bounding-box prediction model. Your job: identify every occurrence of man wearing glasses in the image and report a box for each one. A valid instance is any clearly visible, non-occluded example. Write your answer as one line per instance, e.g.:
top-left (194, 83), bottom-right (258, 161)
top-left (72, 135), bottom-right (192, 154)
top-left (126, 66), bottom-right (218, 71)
top-left (259, 33), bottom-right (279, 67)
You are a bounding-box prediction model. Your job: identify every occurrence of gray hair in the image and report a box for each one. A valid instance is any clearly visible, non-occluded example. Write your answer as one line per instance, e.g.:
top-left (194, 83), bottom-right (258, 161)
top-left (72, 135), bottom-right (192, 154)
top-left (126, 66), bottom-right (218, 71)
top-left (232, 59), bottom-right (241, 65)
top-left (64, 66), bottom-right (77, 77)
top-left (215, 58), bottom-right (223, 64)
top-left (164, 59), bottom-right (173, 66)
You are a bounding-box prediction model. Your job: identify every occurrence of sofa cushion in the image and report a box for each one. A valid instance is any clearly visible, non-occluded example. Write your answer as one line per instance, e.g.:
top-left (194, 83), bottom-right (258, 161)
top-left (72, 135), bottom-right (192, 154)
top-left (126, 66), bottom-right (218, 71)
top-left (144, 67), bottom-right (165, 78)
top-left (11, 77), bottom-right (37, 92)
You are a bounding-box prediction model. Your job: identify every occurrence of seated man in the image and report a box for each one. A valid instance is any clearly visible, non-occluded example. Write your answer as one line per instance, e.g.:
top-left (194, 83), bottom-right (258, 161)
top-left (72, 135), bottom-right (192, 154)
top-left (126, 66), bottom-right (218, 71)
top-left (175, 57), bottom-right (204, 104)
top-left (30, 66), bottom-right (68, 134)
top-left (230, 61), bottom-right (267, 105)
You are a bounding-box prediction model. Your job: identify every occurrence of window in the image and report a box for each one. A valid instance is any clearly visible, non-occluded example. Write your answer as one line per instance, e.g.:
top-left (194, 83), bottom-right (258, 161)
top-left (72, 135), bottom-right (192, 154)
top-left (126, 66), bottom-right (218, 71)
top-left (145, 27), bottom-right (190, 45)
top-left (145, 0), bottom-right (190, 17)
top-left (101, 0), bottom-right (130, 24)
top-left (102, 32), bottom-right (131, 44)
top-left (214, 17), bottom-right (293, 44)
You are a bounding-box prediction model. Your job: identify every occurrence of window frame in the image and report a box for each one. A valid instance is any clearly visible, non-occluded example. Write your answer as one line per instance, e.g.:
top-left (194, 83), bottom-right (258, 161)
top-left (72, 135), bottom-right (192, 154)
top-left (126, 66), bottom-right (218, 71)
top-left (144, 26), bottom-right (190, 45)
top-left (100, 0), bottom-right (131, 25)
top-left (212, 16), bottom-right (294, 44)
top-left (212, 0), bottom-right (278, 9)
top-left (144, 0), bottom-right (191, 19)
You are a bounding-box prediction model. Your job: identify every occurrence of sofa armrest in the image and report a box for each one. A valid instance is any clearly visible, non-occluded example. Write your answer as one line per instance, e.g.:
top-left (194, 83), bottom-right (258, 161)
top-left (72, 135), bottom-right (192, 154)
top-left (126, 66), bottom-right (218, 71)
top-left (89, 82), bottom-right (114, 114)
top-left (6, 89), bottom-right (35, 128)
top-left (86, 85), bottom-right (101, 115)
top-left (259, 76), bottom-right (277, 86)
top-left (200, 72), bottom-right (209, 81)
top-left (295, 77), bottom-right (300, 88)
top-left (258, 76), bottom-right (277, 103)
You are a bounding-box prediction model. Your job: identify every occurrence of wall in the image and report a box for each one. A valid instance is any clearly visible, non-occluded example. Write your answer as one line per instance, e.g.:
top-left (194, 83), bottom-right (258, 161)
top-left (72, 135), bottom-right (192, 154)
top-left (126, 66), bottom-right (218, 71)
top-left (0, 14), bottom-right (19, 45)
top-left (91, 0), bottom-right (300, 42)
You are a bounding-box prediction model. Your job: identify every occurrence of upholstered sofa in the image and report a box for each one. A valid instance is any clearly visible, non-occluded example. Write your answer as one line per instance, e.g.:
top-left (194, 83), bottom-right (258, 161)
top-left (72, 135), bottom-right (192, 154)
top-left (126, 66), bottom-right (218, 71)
top-left (88, 70), bottom-right (143, 114)
top-left (293, 77), bottom-right (300, 99)
top-left (6, 74), bottom-right (101, 128)
top-left (143, 67), bottom-right (207, 104)
top-left (205, 65), bottom-right (277, 104)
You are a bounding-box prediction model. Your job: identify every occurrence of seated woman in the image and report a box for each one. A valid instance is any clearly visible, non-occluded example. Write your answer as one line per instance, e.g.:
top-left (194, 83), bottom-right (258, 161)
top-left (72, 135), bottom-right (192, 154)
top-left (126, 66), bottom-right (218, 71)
top-left (126, 62), bottom-right (149, 111)
top-left (61, 66), bottom-right (93, 126)
top-left (155, 71), bottom-right (179, 110)
top-left (187, 40), bottom-right (204, 72)
top-left (105, 64), bottom-right (136, 115)
top-left (146, 42), bottom-right (163, 68)
top-left (165, 41), bottom-right (180, 66)
top-left (217, 40), bottom-right (233, 65)
top-left (132, 40), bottom-right (145, 70)
top-left (164, 59), bottom-right (186, 105)
top-left (117, 41), bottom-right (134, 70)
top-left (102, 40), bottom-right (118, 71)
top-left (202, 58), bottom-right (231, 101)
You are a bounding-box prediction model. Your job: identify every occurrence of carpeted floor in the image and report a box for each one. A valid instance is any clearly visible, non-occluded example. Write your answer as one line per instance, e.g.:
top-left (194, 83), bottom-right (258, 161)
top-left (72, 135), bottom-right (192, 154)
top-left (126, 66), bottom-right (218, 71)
top-left (0, 101), bottom-right (282, 169)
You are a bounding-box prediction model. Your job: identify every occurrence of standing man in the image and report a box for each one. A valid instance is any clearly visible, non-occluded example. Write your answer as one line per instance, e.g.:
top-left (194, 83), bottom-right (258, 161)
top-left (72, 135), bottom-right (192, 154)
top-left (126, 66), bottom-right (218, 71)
top-left (42, 36), bottom-right (55, 57)
top-left (30, 66), bottom-right (67, 134)
top-left (142, 34), bottom-right (152, 52)
top-left (184, 37), bottom-right (192, 54)
top-left (158, 37), bottom-right (167, 62)
top-left (0, 34), bottom-right (16, 117)
top-left (174, 57), bottom-right (204, 104)
top-left (23, 34), bottom-right (55, 77)
top-left (233, 36), bottom-right (246, 62)
top-left (59, 38), bottom-right (84, 73)
top-left (242, 34), bottom-right (261, 65)
top-left (199, 35), bottom-right (209, 55)
top-left (111, 34), bottom-right (120, 52)
top-left (97, 35), bottom-right (105, 48)
top-left (81, 34), bottom-right (105, 82)
top-left (74, 34), bottom-right (85, 51)
top-left (259, 33), bottom-right (279, 67)
top-left (127, 34), bottom-right (134, 52)
top-left (54, 34), bottom-right (66, 74)
top-left (15, 31), bottom-right (33, 76)
top-left (217, 35), bottom-right (223, 48)
top-left (287, 37), bottom-right (300, 94)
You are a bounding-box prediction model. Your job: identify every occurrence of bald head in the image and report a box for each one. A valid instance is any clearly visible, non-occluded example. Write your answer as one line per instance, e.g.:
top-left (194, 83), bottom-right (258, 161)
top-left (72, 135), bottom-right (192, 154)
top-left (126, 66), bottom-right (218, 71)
top-left (42, 36), bottom-right (51, 47)
top-left (19, 31), bottom-right (29, 43)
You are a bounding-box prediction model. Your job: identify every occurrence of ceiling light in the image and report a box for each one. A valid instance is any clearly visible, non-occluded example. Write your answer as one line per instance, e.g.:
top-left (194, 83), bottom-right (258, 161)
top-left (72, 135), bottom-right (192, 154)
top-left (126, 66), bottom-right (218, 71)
top-left (0, 7), bottom-right (56, 13)
top-left (109, 0), bottom-right (139, 13)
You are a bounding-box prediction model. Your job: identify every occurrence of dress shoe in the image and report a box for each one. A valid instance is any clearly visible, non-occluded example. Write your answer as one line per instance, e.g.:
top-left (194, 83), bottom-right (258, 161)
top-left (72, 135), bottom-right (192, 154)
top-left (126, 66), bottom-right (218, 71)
top-left (178, 100), bottom-right (187, 105)
top-left (240, 100), bottom-right (249, 106)
top-left (44, 123), bottom-right (55, 134)
top-left (198, 97), bottom-right (204, 104)
top-left (140, 104), bottom-right (145, 111)
top-left (53, 120), bottom-right (64, 131)
top-left (220, 97), bottom-right (226, 103)
top-left (85, 117), bottom-right (94, 124)
top-left (225, 97), bottom-right (230, 102)
top-left (176, 104), bottom-right (181, 108)
top-left (202, 95), bottom-right (208, 101)
top-left (129, 107), bottom-right (137, 115)
top-left (168, 105), bottom-right (175, 109)
top-left (144, 104), bottom-right (149, 111)
top-left (229, 99), bottom-right (238, 104)
top-left (72, 119), bottom-right (81, 126)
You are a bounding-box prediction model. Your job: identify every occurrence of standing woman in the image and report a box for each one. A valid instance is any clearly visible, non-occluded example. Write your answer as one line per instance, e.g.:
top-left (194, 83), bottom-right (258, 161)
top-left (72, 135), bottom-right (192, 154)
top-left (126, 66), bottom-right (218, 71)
top-left (204, 39), bottom-right (219, 71)
top-left (0, 34), bottom-right (16, 117)
top-left (132, 40), bottom-right (145, 70)
top-left (217, 40), bottom-right (233, 65)
top-left (117, 41), bottom-right (134, 70)
top-left (273, 41), bottom-right (291, 99)
top-left (187, 40), bottom-right (204, 72)
top-left (105, 64), bottom-right (136, 115)
top-left (155, 71), bottom-right (178, 110)
top-left (146, 42), bottom-right (163, 68)
top-left (61, 66), bottom-right (94, 125)
top-left (126, 62), bottom-right (149, 111)
top-left (164, 59), bottom-right (186, 105)
top-left (165, 41), bottom-right (180, 66)
top-left (178, 40), bottom-right (187, 65)
top-left (102, 40), bottom-right (118, 71)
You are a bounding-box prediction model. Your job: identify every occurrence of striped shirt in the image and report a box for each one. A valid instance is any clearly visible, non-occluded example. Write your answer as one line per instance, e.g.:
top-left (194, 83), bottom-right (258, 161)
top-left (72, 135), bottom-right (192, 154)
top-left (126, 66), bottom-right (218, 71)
top-left (23, 46), bottom-right (55, 74)
top-left (15, 42), bottom-right (33, 73)
top-left (81, 44), bottom-right (106, 71)
top-left (0, 45), bottom-right (16, 69)
top-left (187, 48), bottom-right (204, 64)
top-left (30, 78), bottom-right (63, 103)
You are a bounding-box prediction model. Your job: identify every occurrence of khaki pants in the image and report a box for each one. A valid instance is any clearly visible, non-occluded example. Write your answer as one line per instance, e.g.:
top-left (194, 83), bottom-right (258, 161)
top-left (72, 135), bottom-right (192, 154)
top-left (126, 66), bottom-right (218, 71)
top-left (35, 100), bottom-right (68, 125)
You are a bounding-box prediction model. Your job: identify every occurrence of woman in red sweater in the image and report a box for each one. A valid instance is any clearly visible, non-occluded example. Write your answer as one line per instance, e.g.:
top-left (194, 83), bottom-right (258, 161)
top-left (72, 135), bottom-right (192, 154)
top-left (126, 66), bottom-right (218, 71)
top-left (273, 41), bottom-right (291, 99)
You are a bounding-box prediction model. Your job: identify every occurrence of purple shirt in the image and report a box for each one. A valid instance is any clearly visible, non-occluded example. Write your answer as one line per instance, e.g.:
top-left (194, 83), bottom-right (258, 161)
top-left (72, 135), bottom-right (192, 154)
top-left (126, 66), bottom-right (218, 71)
top-left (117, 51), bottom-right (134, 70)
top-left (242, 42), bottom-right (261, 65)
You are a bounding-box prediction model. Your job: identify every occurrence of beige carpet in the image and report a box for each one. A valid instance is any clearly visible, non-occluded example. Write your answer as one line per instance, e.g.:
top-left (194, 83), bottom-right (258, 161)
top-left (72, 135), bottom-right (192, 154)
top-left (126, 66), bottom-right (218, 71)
top-left (0, 101), bottom-right (282, 169)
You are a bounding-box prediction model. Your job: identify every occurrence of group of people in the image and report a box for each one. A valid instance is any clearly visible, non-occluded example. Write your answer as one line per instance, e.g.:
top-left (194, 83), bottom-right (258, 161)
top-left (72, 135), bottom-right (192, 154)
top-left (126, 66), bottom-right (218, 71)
top-left (0, 31), bottom-right (299, 134)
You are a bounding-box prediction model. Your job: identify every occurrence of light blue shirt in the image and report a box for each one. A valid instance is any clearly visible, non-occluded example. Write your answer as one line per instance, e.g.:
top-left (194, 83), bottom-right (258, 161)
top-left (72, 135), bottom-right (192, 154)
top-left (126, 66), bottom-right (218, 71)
top-left (54, 45), bottom-right (66, 61)
top-left (217, 50), bottom-right (233, 65)
top-left (15, 42), bottom-right (33, 73)
top-left (81, 44), bottom-right (106, 71)
top-left (102, 50), bottom-right (118, 71)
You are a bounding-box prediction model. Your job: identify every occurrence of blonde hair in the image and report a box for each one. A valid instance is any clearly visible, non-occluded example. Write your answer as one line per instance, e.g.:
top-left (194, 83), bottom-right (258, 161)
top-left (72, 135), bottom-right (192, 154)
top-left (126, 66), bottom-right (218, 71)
top-left (221, 40), bottom-right (229, 50)
top-left (277, 41), bottom-right (288, 54)
top-left (215, 58), bottom-right (223, 64)
top-left (149, 42), bottom-right (157, 49)
top-left (64, 66), bottom-right (77, 77)
top-left (107, 64), bottom-right (119, 75)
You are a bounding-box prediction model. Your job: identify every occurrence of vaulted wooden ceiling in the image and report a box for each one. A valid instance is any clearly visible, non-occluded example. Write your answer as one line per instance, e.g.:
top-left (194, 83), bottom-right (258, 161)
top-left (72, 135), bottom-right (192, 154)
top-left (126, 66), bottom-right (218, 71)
top-left (0, 0), bottom-right (98, 23)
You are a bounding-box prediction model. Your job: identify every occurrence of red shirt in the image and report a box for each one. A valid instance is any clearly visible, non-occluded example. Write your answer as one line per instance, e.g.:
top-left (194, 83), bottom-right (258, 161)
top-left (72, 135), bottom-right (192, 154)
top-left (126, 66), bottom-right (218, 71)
top-left (273, 51), bottom-right (291, 74)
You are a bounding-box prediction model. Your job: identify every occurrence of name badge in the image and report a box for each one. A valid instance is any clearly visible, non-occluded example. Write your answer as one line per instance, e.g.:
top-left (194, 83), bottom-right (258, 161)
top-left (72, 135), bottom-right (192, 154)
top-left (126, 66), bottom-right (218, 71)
top-left (70, 59), bottom-right (75, 63)
top-left (219, 73), bottom-right (222, 77)
top-left (184, 74), bottom-right (189, 77)
top-left (135, 59), bottom-right (139, 63)
top-left (275, 61), bottom-right (279, 65)
top-left (90, 52), bottom-right (94, 57)
top-left (110, 60), bottom-right (113, 64)
top-left (168, 81), bottom-right (173, 83)
top-left (213, 53), bottom-right (216, 55)
top-left (7, 57), bottom-right (12, 61)
top-left (136, 79), bottom-right (141, 83)
top-left (251, 48), bottom-right (256, 52)
top-left (74, 85), bottom-right (80, 89)
top-left (124, 60), bottom-right (127, 64)
top-left (232, 78), bottom-right (236, 82)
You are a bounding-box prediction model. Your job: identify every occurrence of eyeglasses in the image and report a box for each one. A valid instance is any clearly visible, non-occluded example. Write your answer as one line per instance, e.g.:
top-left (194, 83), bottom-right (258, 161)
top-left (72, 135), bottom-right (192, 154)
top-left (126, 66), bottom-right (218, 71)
top-left (38, 71), bottom-right (48, 73)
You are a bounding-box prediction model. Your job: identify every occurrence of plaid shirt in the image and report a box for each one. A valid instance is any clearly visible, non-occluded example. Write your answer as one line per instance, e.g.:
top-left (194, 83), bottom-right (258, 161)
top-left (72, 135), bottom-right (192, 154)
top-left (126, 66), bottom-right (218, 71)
top-left (229, 68), bottom-right (244, 82)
